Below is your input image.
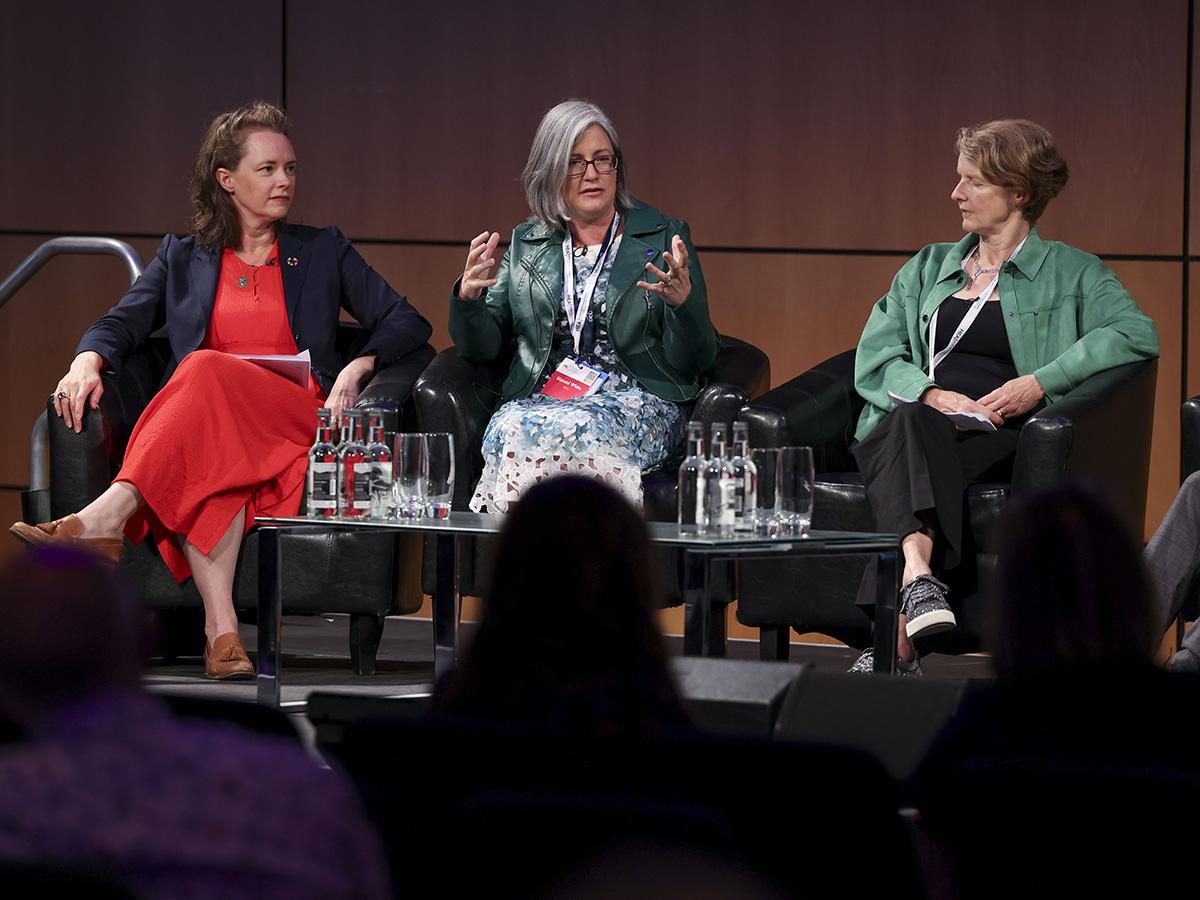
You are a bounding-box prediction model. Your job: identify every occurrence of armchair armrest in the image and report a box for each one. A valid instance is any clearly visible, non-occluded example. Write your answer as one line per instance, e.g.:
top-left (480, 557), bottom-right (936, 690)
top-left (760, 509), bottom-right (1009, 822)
top-left (355, 342), bottom-right (436, 434)
top-left (413, 347), bottom-right (509, 509)
top-left (738, 348), bottom-right (862, 472)
top-left (1182, 396), bottom-right (1200, 481)
top-left (1011, 358), bottom-right (1157, 536)
top-left (47, 337), bottom-right (172, 518)
top-left (691, 335), bottom-right (771, 434)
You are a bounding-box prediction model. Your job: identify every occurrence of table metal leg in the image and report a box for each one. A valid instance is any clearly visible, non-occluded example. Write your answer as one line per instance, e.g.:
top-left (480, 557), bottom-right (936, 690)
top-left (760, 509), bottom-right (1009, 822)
top-left (432, 532), bottom-right (461, 681)
top-left (872, 547), bottom-right (899, 675)
top-left (682, 549), bottom-right (707, 656)
top-left (683, 551), bottom-right (726, 657)
top-left (256, 526), bottom-right (283, 707)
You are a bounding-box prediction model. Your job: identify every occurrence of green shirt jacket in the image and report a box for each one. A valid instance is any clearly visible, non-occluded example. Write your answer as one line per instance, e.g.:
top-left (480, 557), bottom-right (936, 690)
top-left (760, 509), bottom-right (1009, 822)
top-left (853, 227), bottom-right (1160, 443)
top-left (449, 200), bottom-right (721, 404)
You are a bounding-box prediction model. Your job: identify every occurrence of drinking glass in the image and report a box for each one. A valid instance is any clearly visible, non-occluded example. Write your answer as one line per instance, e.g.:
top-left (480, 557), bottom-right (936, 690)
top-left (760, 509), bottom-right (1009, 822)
top-left (749, 447), bottom-right (780, 536)
top-left (422, 432), bottom-right (455, 518)
top-left (776, 445), bottom-right (814, 537)
top-left (392, 432), bottom-right (427, 518)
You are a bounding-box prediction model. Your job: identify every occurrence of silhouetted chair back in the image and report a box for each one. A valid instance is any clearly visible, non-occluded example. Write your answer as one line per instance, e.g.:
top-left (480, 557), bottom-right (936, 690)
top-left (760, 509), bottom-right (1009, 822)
top-left (313, 705), bottom-right (924, 899)
top-left (920, 757), bottom-right (1199, 898)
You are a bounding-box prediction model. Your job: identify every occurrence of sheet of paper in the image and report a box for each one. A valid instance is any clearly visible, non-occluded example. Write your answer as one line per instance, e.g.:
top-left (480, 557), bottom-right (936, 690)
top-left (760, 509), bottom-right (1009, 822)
top-left (887, 390), bottom-right (997, 432)
top-left (235, 349), bottom-right (311, 389)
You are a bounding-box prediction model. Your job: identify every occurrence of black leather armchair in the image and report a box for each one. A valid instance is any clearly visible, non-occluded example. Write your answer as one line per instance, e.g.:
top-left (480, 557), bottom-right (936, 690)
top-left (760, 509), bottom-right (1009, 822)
top-left (413, 335), bottom-right (771, 601)
top-left (737, 349), bottom-right (1158, 658)
top-left (1172, 396), bottom-right (1200, 625)
top-left (22, 324), bottom-right (436, 675)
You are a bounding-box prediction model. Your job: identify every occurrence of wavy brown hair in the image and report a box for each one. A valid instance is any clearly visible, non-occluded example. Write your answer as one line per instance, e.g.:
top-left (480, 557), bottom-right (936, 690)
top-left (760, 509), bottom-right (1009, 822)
top-left (955, 119), bottom-right (1069, 223)
top-left (190, 101), bottom-right (291, 249)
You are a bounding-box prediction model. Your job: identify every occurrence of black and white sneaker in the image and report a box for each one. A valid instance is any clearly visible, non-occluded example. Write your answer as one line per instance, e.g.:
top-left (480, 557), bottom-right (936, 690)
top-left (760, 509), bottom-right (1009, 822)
top-left (847, 647), bottom-right (923, 676)
top-left (901, 574), bottom-right (956, 639)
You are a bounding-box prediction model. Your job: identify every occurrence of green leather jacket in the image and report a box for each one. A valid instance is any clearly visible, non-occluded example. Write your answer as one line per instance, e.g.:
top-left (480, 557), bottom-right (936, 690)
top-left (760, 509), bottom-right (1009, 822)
top-left (449, 200), bottom-right (721, 403)
top-left (853, 227), bottom-right (1160, 442)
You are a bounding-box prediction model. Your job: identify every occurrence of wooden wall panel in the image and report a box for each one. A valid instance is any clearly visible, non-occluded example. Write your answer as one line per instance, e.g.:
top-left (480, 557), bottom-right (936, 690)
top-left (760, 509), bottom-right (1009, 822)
top-left (285, 0), bottom-right (624, 243)
top-left (1189, 265), bottom-right (1200, 400)
top-left (352, 244), bottom-right (466, 351)
top-left (0, 491), bottom-right (24, 563)
top-left (652, 0), bottom-right (1185, 256)
top-left (287, 0), bottom-right (1185, 255)
top-left (1108, 261), bottom-right (1183, 539)
top-left (0, 236), bottom-right (161, 484)
top-left (0, 1), bottom-right (282, 234)
top-left (700, 251), bottom-right (904, 386)
top-left (1193, 5), bottom-right (1200, 258)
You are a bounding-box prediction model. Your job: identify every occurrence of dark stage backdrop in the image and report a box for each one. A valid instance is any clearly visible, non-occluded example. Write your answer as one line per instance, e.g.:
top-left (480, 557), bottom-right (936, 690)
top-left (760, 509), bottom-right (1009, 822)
top-left (0, 0), bottom-right (1192, 561)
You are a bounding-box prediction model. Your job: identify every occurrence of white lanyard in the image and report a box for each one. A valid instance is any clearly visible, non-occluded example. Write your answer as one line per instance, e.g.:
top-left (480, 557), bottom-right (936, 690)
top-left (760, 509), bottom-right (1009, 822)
top-left (928, 236), bottom-right (1027, 379)
top-left (561, 210), bottom-right (621, 355)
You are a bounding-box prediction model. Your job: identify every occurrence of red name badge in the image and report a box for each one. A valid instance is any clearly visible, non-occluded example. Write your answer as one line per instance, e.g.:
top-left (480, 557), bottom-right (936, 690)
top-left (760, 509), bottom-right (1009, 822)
top-left (540, 358), bottom-right (608, 401)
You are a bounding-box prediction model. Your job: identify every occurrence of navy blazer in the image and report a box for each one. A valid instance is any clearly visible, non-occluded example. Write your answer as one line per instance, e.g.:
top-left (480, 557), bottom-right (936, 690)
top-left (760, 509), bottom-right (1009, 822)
top-left (77, 223), bottom-right (432, 395)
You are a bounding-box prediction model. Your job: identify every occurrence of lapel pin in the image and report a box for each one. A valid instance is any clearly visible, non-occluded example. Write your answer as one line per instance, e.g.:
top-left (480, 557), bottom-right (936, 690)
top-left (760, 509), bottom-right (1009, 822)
top-left (645, 249), bottom-right (655, 257)
top-left (286, 257), bottom-right (299, 267)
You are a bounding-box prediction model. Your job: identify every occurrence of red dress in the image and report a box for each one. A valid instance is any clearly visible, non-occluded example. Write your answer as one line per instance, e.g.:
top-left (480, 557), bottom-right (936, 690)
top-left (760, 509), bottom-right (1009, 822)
top-left (117, 244), bottom-right (325, 582)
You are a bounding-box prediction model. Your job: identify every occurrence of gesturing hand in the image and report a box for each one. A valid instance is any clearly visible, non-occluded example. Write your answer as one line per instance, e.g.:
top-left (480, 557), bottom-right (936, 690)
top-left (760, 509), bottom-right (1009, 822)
top-left (323, 355), bottom-right (377, 423)
top-left (922, 387), bottom-right (1004, 428)
top-left (637, 235), bottom-right (693, 308)
top-left (460, 230), bottom-right (500, 301)
top-left (54, 351), bottom-right (106, 434)
top-left (978, 374), bottom-right (1045, 421)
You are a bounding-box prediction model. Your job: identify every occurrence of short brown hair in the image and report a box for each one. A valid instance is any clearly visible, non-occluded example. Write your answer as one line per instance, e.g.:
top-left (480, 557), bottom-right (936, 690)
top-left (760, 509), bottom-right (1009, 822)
top-left (955, 119), bottom-right (1068, 222)
top-left (190, 101), bottom-right (291, 249)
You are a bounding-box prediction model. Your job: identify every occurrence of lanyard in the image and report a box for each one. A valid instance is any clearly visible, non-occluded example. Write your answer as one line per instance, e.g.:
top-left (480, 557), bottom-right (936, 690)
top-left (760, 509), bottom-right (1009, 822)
top-left (928, 236), bottom-right (1027, 379)
top-left (561, 210), bottom-right (621, 355)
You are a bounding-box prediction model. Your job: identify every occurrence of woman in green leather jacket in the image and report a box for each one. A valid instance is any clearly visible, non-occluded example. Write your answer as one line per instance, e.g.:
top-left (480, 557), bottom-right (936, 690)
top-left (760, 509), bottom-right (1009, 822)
top-left (450, 99), bottom-right (720, 513)
top-left (848, 119), bottom-right (1159, 676)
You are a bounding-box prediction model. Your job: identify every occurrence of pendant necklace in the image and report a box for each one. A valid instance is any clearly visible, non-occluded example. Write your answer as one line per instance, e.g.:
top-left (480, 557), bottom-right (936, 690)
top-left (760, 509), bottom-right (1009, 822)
top-left (965, 245), bottom-right (1003, 287)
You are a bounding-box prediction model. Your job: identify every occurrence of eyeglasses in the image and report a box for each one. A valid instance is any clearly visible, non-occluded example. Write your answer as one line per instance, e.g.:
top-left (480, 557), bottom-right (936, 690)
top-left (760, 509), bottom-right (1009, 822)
top-left (567, 154), bottom-right (619, 177)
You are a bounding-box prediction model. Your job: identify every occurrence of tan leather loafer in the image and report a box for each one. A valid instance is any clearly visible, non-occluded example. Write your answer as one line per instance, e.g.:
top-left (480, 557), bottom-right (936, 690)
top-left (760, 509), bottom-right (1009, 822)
top-left (204, 632), bottom-right (255, 680)
top-left (9, 514), bottom-right (124, 564)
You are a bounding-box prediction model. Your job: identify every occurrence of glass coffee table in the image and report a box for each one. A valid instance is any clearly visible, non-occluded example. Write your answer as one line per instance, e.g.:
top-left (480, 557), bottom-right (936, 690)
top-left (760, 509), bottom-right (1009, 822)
top-left (252, 513), bottom-right (901, 707)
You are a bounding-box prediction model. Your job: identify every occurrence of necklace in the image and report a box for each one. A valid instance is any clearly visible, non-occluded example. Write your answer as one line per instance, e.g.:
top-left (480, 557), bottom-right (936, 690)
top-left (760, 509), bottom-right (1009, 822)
top-left (230, 248), bottom-right (277, 297)
top-left (965, 238), bottom-right (1023, 287)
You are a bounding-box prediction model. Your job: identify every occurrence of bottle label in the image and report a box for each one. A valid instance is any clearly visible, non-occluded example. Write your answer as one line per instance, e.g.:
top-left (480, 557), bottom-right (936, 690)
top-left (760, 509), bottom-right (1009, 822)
top-left (308, 462), bottom-right (337, 510)
top-left (372, 460), bottom-right (393, 488)
top-left (352, 462), bottom-right (372, 509)
top-left (718, 479), bottom-right (735, 526)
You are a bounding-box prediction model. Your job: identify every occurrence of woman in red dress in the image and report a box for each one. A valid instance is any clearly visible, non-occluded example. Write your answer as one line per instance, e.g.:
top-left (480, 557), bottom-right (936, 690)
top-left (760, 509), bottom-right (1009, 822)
top-left (10, 101), bottom-right (432, 678)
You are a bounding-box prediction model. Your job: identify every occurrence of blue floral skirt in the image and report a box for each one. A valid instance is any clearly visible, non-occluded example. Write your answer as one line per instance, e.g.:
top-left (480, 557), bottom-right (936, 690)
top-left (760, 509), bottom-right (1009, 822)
top-left (470, 389), bottom-right (685, 513)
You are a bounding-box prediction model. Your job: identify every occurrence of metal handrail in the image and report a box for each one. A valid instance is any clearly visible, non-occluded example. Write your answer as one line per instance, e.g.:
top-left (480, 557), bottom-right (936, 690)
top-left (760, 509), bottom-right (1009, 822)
top-left (0, 237), bottom-right (146, 491)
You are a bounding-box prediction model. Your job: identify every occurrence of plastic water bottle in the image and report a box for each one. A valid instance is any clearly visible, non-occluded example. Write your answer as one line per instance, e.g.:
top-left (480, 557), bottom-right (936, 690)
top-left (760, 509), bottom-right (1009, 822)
top-left (305, 408), bottom-right (338, 518)
top-left (337, 410), bottom-right (371, 518)
top-left (677, 421), bottom-right (706, 534)
top-left (731, 422), bottom-right (757, 532)
top-left (703, 423), bottom-right (736, 536)
top-left (366, 412), bottom-right (393, 519)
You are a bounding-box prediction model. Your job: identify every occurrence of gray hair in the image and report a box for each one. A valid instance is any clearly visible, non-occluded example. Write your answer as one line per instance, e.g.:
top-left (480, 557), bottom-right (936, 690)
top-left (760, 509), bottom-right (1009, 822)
top-left (522, 99), bottom-right (632, 230)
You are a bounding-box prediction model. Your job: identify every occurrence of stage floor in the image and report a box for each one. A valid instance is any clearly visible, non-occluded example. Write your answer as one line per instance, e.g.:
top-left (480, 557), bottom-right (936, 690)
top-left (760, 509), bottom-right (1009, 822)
top-left (143, 613), bottom-right (994, 706)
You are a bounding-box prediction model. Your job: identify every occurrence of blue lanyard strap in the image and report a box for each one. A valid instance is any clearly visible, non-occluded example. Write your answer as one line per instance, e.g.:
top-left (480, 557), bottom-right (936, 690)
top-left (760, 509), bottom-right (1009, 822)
top-left (561, 210), bottom-right (621, 356)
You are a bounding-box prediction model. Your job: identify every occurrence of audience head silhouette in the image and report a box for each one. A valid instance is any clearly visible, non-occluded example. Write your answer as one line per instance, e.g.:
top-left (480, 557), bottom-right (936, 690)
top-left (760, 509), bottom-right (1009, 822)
top-left (992, 481), bottom-right (1156, 679)
top-left (434, 475), bottom-right (686, 735)
top-left (0, 548), bottom-right (145, 728)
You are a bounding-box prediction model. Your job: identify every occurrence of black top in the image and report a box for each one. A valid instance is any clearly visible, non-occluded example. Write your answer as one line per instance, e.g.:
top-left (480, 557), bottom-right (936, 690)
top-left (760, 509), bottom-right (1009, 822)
top-left (931, 296), bottom-right (1017, 400)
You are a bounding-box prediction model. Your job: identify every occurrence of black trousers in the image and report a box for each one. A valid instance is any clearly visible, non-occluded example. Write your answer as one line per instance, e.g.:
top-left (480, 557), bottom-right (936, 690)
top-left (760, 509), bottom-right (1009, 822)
top-left (851, 402), bottom-right (1021, 607)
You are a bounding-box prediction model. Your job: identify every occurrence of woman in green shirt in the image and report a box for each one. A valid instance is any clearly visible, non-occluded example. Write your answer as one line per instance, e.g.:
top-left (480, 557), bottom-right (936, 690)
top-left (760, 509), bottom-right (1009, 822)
top-left (849, 119), bottom-right (1159, 675)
